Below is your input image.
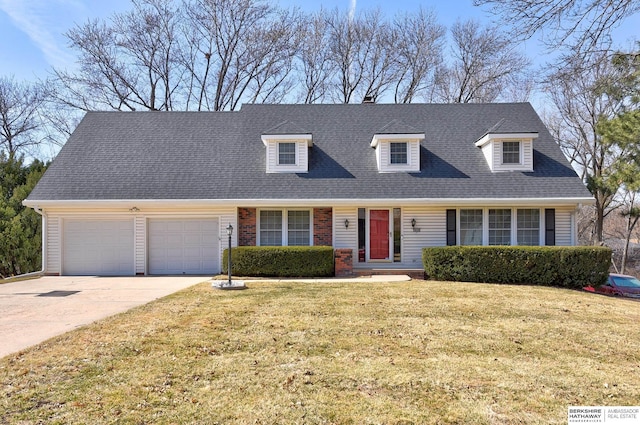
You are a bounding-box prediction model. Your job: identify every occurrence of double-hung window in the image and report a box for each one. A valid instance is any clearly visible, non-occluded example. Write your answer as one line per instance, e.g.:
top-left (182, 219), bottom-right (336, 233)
top-left (502, 141), bottom-right (520, 164)
top-left (259, 209), bottom-right (311, 246)
top-left (517, 209), bottom-right (540, 245)
top-left (489, 209), bottom-right (511, 245)
top-left (278, 142), bottom-right (296, 165)
top-left (390, 142), bottom-right (408, 164)
top-left (460, 209), bottom-right (483, 245)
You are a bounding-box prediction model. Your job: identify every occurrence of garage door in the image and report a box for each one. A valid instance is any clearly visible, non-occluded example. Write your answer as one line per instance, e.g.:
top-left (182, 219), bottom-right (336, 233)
top-left (148, 219), bottom-right (219, 275)
top-left (63, 219), bottom-right (135, 275)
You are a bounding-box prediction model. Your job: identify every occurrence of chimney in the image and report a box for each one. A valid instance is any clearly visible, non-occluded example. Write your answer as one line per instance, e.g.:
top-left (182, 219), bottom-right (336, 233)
top-left (362, 95), bottom-right (375, 104)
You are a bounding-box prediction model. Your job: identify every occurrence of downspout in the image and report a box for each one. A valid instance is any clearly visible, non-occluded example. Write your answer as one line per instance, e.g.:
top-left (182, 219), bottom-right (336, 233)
top-left (2, 206), bottom-right (46, 280)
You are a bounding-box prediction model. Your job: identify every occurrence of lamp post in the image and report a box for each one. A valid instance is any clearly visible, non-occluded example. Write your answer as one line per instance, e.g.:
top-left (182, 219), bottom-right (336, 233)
top-left (226, 223), bottom-right (233, 287)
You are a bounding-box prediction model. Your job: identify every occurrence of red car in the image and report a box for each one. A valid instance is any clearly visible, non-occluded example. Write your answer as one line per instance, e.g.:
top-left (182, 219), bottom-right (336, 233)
top-left (584, 273), bottom-right (640, 298)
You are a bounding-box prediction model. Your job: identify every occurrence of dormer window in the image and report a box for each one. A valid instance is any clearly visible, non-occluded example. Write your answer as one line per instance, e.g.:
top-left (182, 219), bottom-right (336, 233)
top-left (502, 141), bottom-right (521, 164)
top-left (475, 132), bottom-right (538, 172)
top-left (262, 121), bottom-right (312, 173)
top-left (390, 142), bottom-right (408, 164)
top-left (278, 142), bottom-right (297, 165)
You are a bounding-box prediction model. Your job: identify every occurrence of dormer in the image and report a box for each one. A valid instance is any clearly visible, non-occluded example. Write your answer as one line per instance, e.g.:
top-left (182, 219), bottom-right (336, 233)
top-left (262, 121), bottom-right (312, 173)
top-left (370, 120), bottom-right (425, 173)
top-left (475, 119), bottom-right (538, 172)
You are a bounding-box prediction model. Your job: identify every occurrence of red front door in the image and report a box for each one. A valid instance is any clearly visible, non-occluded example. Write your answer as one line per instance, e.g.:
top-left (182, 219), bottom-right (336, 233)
top-left (370, 210), bottom-right (389, 260)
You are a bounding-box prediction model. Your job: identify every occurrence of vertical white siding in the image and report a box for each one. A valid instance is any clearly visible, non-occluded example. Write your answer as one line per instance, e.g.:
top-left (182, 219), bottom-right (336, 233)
top-left (492, 139), bottom-right (534, 172)
top-left (333, 207), bottom-right (357, 249)
top-left (480, 143), bottom-right (493, 170)
top-left (265, 140), bottom-right (309, 173)
top-left (134, 215), bottom-right (146, 274)
top-left (46, 215), bottom-right (62, 275)
top-left (375, 140), bottom-right (420, 173)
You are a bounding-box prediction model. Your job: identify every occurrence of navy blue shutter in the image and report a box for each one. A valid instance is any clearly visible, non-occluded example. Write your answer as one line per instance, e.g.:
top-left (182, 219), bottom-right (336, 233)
top-left (545, 209), bottom-right (555, 246)
top-left (446, 209), bottom-right (456, 246)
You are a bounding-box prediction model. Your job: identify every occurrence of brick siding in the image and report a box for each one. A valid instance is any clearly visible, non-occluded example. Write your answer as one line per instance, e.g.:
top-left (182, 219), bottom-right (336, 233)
top-left (313, 207), bottom-right (333, 246)
top-left (238, 207), bottom-right (257, 246)
top-left (334, 248), bottom-right (353, 277)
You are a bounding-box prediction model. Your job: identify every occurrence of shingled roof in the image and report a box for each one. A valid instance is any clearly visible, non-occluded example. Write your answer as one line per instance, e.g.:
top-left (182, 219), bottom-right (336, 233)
top-left (27, 103), bottom-right (592, 202)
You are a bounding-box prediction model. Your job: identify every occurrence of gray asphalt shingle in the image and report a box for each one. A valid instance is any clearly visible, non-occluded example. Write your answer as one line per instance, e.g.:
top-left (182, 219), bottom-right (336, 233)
top-left (27, 103), bottom-right (592, 202)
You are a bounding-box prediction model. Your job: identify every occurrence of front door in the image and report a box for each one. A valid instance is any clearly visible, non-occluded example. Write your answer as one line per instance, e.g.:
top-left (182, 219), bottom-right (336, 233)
top-left (369, 209), bottom-right (390, 260)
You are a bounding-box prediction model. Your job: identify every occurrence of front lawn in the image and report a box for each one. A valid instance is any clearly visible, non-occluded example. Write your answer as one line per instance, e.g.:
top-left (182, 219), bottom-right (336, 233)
top-left (1, 280), bottom-right (639, 424)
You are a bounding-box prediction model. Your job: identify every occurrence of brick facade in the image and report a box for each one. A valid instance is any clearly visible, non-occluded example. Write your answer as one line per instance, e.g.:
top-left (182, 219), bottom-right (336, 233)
top-left (313, 207), bottom-right (333, 246)
top-left (334, 248), bottom-right (353, 277)
top-left (238, 207), bottom-right (257, 246)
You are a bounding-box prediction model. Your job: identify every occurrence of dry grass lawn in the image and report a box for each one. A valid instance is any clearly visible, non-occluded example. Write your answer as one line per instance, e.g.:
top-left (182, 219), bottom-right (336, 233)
top-left (1, 279), bottom-right (639, 424)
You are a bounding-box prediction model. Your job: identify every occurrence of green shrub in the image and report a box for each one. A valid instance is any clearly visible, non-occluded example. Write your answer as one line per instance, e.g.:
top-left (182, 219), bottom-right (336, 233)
top-left (222, 246), bottom-right (334, 277)
top-left (422, 246), bottom-right (611, 289)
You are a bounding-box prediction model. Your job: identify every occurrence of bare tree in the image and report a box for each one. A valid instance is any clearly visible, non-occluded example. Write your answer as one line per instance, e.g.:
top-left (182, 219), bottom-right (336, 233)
top-left (183, 0), bottom-right (302, 111)
top-left (0, 76), bottom-right (48, 158)
top-left (392, 8), bottom-right (445, 103)
top-left (326, 8), bottom-right (397, 103)
top-left (544, 51), bottom-right (627, 243)
top-left (474, 0), bottom-right (640, 53)
top-left (294, 9), bottom-right (334, 104)
top-left (433, 19), bottom-right (532, 103)
top-left (54, 0), bottom-right (183, 111)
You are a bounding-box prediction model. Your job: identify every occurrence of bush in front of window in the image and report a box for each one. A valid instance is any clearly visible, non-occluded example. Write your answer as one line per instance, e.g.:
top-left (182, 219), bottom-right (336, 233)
top-left (422, 246), bottom-right (611, 289)
top-left (222, 246), bottom-right (334, 277)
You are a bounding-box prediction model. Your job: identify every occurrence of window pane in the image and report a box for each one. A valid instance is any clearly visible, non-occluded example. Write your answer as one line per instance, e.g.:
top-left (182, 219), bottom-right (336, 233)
top-left (460, 209), bottom-right (483, 245)
top-left (489, 209), bottom-right (511, 245)
top-left (517, 209), bottom-right (540, 246)
top-left (358, 208), bottom-right (366, 262)
top-left (287, 210), bottom-right (310, 246)
top-left (278, 142), bottom-right (296, 165)
top-left (393, 208), bottom-right (401, 262)
top-left (260, 210), bottom-right (282, 246)
top-left (502, 141), bottom-right (520, 164)
top-left (390, 142), bottom-right (408, 164)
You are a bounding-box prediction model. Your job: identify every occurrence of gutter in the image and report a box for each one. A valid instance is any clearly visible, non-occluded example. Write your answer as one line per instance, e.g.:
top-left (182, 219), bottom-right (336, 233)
top-left (2, 206), bottom-right (46, 281)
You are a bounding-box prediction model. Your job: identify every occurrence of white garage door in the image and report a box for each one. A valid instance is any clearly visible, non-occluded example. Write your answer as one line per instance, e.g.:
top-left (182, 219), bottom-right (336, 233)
top-left (63, 219), bottom-right (135, 276)
top-left (148, 219), bottom-right (219, 275)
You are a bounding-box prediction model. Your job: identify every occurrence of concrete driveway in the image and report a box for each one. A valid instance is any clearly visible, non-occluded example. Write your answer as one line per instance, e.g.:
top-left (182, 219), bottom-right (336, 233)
top-left (0, 276), bottom-right (208, 358)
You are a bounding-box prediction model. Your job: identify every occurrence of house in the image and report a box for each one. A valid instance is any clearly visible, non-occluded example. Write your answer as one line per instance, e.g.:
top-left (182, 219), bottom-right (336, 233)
top-left (24, 103), bottom-right (594, 277)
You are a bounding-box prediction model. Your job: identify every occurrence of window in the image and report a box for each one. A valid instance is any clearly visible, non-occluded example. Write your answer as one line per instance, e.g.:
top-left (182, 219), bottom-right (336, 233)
top-left (502, 141), bottom-right (520, 164)
top-left (287, 211), bottom-right (310, 246)
top-left (390, 142), bottom-right (408, 164)
top-left (489, 209), bottom-right (511, 245)
top-left (278, 142), bottom-right (296, 165)
top-left (517, 209), bottom-right (540, 246)
top-left (259, 209), bottom-right (310, 246)
top-left (259, 210), bottom-right (283, 245)
top-left (460, 209), bottom-right (483, 245)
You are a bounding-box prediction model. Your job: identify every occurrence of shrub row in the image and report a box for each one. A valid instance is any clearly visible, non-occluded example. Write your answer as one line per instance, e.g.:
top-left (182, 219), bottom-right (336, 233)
top-left (422, 246), bottom-right (611, 289)
top-left (222, 246), bottom-right (334, 277)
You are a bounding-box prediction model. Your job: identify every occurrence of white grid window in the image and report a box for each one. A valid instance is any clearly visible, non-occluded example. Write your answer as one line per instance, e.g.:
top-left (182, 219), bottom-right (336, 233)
top-left (502, 141), bottom-right (520, 164)
top-left (460, 209), bottom-right (483, 245)
top-left (259, 210), bottom-right (283, 246)
top-left (287, 211), bottom-right (310, 246)
top-left (390, 142), bottom-right (408, 164)
top-left (489, 209), bottom-right (511, 245)
top-left (278, 142), bottom-right (296, 165)
top-left (517, 209), bottom-right (540, 246)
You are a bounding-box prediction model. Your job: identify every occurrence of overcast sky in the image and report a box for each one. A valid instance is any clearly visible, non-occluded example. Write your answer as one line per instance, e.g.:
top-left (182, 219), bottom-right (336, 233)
top-left (0, 0), bottom-right (638, 82)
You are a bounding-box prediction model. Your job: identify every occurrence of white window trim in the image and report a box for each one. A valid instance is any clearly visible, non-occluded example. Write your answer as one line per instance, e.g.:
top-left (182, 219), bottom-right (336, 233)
top-left (257, 208), bottom-right (313, 246)
top-left (277, 142), bottom-right (298, 166)
top-left (457, 208), bottom-right (543, 246)
top-left (388, 142), bottom-right (409, 166)
top-left (501, 140), bottom-right (522, 166)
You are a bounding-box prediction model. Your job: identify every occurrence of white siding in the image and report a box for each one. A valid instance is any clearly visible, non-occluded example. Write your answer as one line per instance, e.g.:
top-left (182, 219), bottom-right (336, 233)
top-left (134, 215), bottom-right (146, 275)
top-left (333, 207), bottom-right (357, 249)
top-left (375, 140), bottom-right (421, 173)
top-left (402, 207), bottom-right (446, 266)
top-left (555, 208), bottom-right (573, 246)
top-left (46, 215), bottom-right (62, 275)
top-left (492, 139), bottom-right (534, 172)
top-left (265, 140), bottom-right (309, 173)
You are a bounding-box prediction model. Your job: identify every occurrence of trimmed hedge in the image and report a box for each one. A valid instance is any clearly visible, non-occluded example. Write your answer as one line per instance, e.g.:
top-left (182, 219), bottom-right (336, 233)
top-left (222, 246), bottom-right (334, 278)
top-left (422, 246), bottom-right (611, 289)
